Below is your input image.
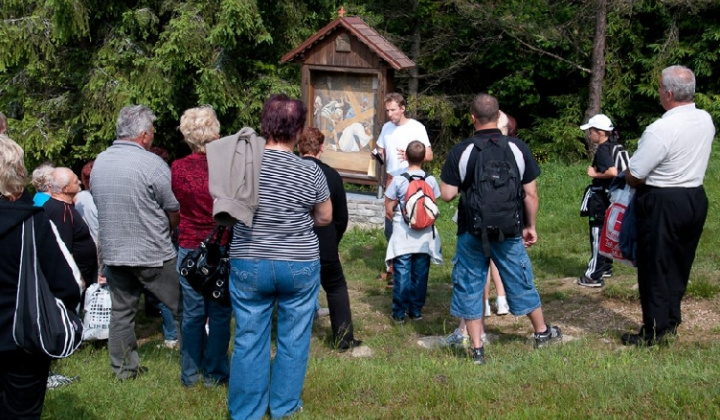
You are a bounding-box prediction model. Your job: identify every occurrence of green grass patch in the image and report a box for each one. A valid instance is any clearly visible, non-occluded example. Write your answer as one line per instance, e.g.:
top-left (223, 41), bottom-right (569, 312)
top-left (42, 153), bottom-right (720, 418)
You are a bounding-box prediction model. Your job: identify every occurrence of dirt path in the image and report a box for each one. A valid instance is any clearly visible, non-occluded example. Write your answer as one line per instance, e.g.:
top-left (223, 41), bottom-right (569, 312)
top-left (499, 276), bottom-right (720, 343)
top-left (347, 274), bottom-right (720, 349)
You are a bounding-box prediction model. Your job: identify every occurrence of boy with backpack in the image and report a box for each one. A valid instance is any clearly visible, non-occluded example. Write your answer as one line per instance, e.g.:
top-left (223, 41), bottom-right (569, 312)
top-left (578, 114), bottom-right (627, 287)
top-left (384, 141), bottom-right (443, 323)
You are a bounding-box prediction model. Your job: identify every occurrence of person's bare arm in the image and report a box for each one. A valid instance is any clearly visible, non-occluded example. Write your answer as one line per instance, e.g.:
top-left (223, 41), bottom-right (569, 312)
top-left (312, 199), bottom-right (333, 226)
top-left (167, 210), bottom-right (180, 231)
top-left (440, 181), bottom-right (458, 202)
top-left (385, 198), bottom-right (398, 220)
top-left (625, 170), bottom-right (644, 188)
top-left (424, 145), bottom-right (434, 162)
top-left (587, 166), bottom-right (618, 178)
top-left (522, 181), bottom-right (539, 248)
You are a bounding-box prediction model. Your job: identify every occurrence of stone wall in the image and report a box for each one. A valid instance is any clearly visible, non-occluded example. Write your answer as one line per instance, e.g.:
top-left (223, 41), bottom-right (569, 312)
top-left (346, 192), bottom-right (384, 230)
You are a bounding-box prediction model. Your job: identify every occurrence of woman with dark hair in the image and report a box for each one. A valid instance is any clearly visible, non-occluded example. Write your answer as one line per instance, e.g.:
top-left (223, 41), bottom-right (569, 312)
top-left (228, 94), bottom-right (332, 420)
top-left (0, 134), bottom-right (80, 418)
top-left (298, 127), bottom-right (362, 352)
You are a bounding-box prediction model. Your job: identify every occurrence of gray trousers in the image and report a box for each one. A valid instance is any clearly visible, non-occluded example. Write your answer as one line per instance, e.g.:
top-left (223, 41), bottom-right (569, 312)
top-left (106, 258), bottom-right (182, 380)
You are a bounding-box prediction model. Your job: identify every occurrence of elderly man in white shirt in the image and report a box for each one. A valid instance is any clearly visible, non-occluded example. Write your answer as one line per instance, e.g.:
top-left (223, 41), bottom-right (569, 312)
top-left (623, 65), bottom-right (715, 346)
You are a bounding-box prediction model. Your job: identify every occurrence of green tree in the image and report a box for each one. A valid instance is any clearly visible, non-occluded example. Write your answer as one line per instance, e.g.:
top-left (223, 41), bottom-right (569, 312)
top-left (2, 0), bottom-right (719, 172)
top-left (0, 0), bottom-right (338, 170)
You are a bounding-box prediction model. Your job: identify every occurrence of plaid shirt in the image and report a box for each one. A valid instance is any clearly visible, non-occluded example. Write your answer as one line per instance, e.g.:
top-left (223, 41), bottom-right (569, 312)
top-left (91, 141), bottom-right (179, 267)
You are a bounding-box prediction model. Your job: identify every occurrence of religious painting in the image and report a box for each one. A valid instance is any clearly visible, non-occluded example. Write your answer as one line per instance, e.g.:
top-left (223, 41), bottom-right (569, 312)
top-left (310, 71), bottom-right (379, 177)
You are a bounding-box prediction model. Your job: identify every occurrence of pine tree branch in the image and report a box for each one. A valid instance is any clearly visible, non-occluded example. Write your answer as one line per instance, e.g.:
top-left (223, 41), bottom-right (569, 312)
top-left (503, 30), bottom-right (592, 74)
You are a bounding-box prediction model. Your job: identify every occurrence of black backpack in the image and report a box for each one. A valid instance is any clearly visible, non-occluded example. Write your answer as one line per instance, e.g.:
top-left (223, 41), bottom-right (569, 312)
top-left (464, 135), bottom-right (525, 256)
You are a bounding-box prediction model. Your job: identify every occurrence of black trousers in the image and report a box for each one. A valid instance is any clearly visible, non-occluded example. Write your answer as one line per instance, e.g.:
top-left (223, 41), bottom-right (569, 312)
top-left (585, 224), bottom-right (613, 279)
top-left (320, 259), bottom-right (355, 345)
top-left (0, 349), bottom-right (52, 419)
top-left (634, 185), bottom-right (707, 338)
top-left (585, 192), bottom-right (613, 279)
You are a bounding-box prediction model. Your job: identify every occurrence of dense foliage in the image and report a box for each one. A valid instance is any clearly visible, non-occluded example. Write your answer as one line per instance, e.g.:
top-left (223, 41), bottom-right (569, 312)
top-left (1, 0), bottom-right (719, 171)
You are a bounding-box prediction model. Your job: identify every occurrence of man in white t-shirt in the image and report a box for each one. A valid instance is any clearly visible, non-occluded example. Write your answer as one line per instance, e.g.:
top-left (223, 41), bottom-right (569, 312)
top-left (623, 65), bottom-right (715, 347)
top-left (375, 93), bottom-right (433, 285)
top-left (377, 93), bottom-right (433, 178)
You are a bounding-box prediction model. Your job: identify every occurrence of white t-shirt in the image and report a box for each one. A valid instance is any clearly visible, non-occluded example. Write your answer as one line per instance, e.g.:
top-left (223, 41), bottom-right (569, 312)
top-left (629, 103), bottom-right (715, 188)
top-left (376, 118), bottom-right (430, 176)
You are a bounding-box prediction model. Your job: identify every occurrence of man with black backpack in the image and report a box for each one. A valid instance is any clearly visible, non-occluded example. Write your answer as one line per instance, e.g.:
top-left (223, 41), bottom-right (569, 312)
top-left (440, 93), bottom-right (562, 365)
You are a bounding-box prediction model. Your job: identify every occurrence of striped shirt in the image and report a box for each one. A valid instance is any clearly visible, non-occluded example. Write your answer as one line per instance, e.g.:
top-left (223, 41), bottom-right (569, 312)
top-left (230, 149), bottom-right (330, 261)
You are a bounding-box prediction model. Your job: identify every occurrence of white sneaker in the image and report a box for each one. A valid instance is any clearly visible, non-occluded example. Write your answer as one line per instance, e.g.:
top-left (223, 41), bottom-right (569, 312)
top-left (164, 340), bottom-right (179, 350)
top-left (439, 328), bottom-right (470, 348)
top-left (483, 300), bottom-right (492, 317)
top-left (495, 297), bottom-right (510, 315)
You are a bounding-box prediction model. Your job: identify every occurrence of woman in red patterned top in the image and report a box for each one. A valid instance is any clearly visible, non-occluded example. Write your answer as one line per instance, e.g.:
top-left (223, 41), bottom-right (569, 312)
top-left (171, 106), bottom-right (231, 387)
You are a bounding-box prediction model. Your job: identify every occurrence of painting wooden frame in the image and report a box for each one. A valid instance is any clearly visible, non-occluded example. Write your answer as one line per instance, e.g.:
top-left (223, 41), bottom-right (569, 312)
top-left (281, 16), bottom-right (415, 188)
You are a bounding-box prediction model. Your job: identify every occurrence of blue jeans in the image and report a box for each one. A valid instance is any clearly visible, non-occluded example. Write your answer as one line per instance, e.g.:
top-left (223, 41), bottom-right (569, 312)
top-left (392, 253), bottom-right (430, 319)
top-left (159, 302), bottom-right (177, 341)
top-left (450, 233), bottom-right (540, 319)
top-left (228, 258), bottom-right (320, 420)
top-left (177, 247), bottom-right (232, 387)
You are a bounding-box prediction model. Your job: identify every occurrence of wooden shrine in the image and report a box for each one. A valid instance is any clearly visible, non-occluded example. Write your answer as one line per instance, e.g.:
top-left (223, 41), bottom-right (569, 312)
top-left (281, 13), bottom-right (416, 187)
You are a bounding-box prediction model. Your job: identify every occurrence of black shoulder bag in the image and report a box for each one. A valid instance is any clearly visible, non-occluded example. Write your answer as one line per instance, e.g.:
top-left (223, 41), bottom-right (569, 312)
top-left (13, 218), bottom-right (84, 358)
top-left (179, 225), bottom-right (231, 307)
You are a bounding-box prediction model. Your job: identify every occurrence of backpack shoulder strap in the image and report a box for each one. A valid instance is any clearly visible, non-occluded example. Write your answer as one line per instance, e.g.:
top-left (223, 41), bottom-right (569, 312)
top-left (612, 143), bottom-right (630, 172)
top-left (401, 172), bottom-right (425, 182)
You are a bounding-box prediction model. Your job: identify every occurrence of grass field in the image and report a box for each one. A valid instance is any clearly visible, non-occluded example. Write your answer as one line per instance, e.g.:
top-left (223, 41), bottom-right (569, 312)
top-left (43, 150), bottom-right (720, 419)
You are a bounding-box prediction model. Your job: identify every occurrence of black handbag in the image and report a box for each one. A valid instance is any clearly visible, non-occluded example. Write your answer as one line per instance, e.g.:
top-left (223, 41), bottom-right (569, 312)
top-left (179, 225), bottom-right (231, 307)
top-left (13, 218), bottom-right (84, 358)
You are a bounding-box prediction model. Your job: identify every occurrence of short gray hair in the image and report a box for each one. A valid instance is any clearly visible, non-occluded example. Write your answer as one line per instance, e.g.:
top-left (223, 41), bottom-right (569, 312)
top-left (31, 162), bottom-right (55, 192)
top-left (50, 167), bottom-right (74, 193)
top-left (0, 134), bottom-right (27, 198)
top-left (662, 65), bottom-right (695, 102)
top-left (116, 105), bottom-right (157, 140)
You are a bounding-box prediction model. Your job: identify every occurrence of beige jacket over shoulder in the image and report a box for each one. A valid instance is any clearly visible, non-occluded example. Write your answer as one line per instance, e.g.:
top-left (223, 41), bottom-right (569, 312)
top-left (206, 127), bottom-right (266, 227)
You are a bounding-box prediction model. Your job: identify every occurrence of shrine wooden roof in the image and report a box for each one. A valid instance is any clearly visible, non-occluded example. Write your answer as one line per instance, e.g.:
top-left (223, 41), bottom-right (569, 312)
top-left (281, 16), bottom-right (415, 70)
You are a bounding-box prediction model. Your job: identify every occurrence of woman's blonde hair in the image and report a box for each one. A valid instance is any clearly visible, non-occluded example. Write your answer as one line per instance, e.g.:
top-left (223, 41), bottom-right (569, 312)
top-left (0, 134), bottom-right (27, 198)
top-left (179, 106), bottom-right (220, 153)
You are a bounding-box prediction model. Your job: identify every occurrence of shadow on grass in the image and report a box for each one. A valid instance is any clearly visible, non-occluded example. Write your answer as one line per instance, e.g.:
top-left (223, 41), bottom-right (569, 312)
top-left (45, 392), bottom-right (101, 419)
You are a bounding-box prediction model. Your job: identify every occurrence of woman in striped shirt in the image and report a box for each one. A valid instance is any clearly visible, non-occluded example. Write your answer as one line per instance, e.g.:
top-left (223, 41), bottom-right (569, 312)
top-left (228, 94), bottom-right (332, 420)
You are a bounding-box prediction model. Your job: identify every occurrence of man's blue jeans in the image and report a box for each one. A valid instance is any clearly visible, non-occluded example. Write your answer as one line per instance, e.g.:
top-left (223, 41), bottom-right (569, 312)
top-left (450, 233), bottom-right (541, 320)
top-left (392, 253), bottom-right (430, 319)
top-left (228, 258), bottom-right (319, 420)
top-left (176, 247), bottom-right (231, 387)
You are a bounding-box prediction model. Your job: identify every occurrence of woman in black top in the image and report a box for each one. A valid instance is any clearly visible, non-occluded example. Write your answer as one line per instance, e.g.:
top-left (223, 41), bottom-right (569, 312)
top-left (299, 127), bottom-right (362, 352)
top-left (0, 134), bottom-right (81, 419)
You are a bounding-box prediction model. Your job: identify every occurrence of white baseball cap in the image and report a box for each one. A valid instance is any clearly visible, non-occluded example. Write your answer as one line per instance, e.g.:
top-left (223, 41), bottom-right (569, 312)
top-left (580, 114), bottom-right (614, 131)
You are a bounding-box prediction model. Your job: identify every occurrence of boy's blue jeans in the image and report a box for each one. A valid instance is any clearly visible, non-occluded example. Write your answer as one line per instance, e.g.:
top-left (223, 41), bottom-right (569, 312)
top-left (392, 253), bottom-right (430, 319)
